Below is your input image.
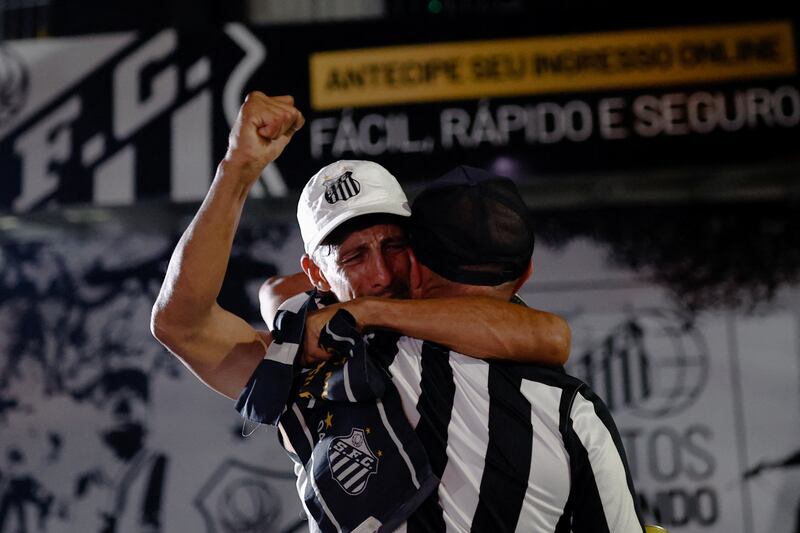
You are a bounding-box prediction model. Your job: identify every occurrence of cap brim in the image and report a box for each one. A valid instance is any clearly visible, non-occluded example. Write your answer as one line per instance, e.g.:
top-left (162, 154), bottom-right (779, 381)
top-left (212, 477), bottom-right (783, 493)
top-left (306, 201), bottom-right (411, 254)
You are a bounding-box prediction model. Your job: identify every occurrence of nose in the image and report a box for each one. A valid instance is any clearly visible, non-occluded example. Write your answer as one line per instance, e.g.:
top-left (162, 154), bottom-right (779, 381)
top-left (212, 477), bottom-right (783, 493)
top-left (368, 252), bottom-right (393, 293)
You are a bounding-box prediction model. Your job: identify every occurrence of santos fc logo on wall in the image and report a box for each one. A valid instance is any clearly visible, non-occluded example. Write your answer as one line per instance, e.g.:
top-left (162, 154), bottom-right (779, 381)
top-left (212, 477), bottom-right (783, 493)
top-left (569, 308), bottom-right (710, 419)
top-left (324, 171), bottom-right (361, 204)
top-left (328, 428), bottom-right (379, 496)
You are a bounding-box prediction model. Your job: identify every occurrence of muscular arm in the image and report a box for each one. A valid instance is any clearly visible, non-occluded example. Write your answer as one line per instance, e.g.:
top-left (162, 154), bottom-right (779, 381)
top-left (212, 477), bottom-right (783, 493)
top-left (150, 92), bottom-right (304, 399)
top-left (151, 166), bottom-right (271, 399)
top-left (261, 273), bottom-right (570, 365)
top-left (341, 296), bottom-right (570, 364)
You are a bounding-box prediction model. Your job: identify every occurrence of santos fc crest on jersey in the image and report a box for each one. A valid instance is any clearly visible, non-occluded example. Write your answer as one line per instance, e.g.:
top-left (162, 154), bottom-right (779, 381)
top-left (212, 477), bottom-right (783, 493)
top-left (324, 171), bottom-right (361, 204)
top-left (328, 428), bottom-right (379, 495)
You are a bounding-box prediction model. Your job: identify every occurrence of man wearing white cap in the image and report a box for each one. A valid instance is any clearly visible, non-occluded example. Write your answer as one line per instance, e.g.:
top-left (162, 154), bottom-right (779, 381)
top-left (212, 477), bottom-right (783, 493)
top-left (296, 159), bottom-right (414, 305)
top-left (152, 91), bottom-right (568, 399)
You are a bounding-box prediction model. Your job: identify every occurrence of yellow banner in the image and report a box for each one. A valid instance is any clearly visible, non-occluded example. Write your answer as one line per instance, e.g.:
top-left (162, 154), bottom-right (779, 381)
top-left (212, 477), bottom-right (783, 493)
top-left (310, 21), bottom-right (797, 110)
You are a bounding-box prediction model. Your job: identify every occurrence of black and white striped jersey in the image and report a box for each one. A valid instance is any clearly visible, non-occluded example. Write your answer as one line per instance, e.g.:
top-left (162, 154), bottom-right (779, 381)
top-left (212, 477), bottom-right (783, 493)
top-left (236, 293), bottom-right (438, 533)
top-left (369, 334), bottom-right (645, 533)
top-left (238, 291), bottom-right (643, 532)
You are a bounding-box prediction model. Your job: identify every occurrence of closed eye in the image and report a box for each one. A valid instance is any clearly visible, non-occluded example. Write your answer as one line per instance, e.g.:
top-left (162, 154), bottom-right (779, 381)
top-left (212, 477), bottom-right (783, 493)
top-left (337, 249), bottom-right (366, 266)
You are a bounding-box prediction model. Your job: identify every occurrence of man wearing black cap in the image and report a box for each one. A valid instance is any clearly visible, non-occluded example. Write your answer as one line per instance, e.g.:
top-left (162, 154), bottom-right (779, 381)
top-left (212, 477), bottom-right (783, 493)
top-left (286, 166), bottom-right (646, 532)
top-left (408, 167), bottom-right (644, 531)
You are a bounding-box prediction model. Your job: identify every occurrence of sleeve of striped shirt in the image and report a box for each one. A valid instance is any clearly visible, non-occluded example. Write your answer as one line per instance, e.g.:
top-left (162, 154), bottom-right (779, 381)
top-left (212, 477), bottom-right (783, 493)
top-left (562, 384), bottom-right (645, 533)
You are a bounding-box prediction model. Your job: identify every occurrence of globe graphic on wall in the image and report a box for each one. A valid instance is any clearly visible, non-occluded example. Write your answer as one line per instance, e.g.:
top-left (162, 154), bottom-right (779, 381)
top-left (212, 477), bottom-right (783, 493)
top-left (568, 308), bottom-right (709, 419)
top-left (217, 478), bottom-right (281, 533)
top-left (0, 44), bottom-right (28, 127)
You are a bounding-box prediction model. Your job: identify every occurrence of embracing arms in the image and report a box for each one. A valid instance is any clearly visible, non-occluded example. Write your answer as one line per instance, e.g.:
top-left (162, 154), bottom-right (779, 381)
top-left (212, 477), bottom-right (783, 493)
top-left (333, 295), bottom-right (569, 364)
top-left (261, 274), bottom-right (570, 366)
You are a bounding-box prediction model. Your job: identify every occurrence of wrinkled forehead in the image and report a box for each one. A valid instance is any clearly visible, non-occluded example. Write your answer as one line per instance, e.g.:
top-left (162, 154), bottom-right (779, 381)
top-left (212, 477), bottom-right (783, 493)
top-left (333, 223), bottom-right (408, 254)
top-left (312, 223), bottom-right (406, 267)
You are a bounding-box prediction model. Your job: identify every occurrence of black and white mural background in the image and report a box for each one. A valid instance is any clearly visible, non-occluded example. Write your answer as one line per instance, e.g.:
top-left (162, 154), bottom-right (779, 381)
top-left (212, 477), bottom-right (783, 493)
top-left (0, 222), bottom-right (798, 533)
top-left (0, 17), bottom-right (798, 533)
top-left (0, 224), bottom-right (307, 533)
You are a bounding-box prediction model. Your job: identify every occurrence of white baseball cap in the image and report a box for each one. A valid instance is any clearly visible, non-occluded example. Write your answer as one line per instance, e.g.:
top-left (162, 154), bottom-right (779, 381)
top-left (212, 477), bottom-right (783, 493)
top-left (297, 160), bottom-right (411, 254)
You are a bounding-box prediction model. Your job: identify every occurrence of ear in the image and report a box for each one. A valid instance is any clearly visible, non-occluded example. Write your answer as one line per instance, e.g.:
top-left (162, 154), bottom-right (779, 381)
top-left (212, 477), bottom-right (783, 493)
top-left (408, 248), bottom-right (424, 299)
top-left (301, 254), bottom-right (331, 292)
top-left (511, 258), bottom-right (534, 294)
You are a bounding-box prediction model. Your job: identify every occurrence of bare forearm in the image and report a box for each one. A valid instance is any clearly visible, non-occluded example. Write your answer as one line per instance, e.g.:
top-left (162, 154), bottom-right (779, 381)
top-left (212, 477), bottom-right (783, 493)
top-left (154, 91), bottom-right (303, 328)
top-left (151, 92), bottom-right (303, 398)
top-left (154, 162), bottom-right (250, 327)
top-left (348, 296), bottom-right (571, 364)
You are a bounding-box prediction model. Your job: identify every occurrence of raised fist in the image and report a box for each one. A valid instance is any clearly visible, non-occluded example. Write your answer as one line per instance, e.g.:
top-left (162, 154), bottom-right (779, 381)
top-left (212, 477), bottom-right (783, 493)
top-left (223, 91), bottom-right (305, 186)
